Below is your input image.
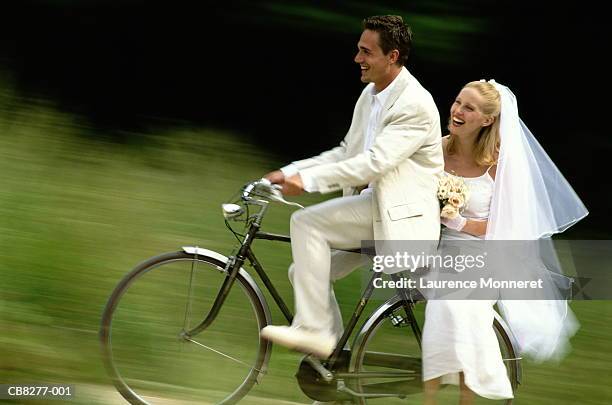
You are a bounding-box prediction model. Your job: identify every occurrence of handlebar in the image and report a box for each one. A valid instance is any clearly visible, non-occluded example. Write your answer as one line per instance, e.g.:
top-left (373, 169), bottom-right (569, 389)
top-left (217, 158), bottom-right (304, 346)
top-left (241, 178), bottom-right (304, 209)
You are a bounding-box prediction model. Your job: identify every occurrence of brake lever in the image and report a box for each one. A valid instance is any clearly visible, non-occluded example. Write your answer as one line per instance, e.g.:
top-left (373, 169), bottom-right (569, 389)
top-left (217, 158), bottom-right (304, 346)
top-left (259, 178), bottom-right (304, 209)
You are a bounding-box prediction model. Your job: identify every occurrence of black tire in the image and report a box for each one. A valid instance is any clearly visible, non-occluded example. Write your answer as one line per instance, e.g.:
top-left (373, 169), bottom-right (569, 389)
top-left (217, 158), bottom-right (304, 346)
top-left (493, 315), bottom-right (522, 400)
top-left (100, 251), bottom-right (271, 404)
top-left (350, 299), bottom-right (519, 404)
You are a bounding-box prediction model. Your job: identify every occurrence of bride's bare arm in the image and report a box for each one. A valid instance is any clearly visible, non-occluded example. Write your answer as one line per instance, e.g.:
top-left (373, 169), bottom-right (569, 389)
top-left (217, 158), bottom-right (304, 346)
top-left (461, 219), bottom-right (488, 237)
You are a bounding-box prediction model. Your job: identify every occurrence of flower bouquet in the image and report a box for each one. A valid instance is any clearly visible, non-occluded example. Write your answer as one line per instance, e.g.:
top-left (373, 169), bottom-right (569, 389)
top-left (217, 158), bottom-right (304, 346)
top-left (437, 175), bottom-right (470, 219)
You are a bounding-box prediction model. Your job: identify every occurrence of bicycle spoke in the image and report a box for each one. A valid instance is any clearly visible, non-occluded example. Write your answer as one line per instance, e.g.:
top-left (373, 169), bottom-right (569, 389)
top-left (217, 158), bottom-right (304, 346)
top-left (185, 337), bottom-right (263, 373)
top-left (182, 259), bottom-right (198, 330)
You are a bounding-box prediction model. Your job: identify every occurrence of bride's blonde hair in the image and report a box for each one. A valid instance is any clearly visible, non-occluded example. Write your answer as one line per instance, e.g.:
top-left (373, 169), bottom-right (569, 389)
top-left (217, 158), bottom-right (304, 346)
top-left (447, 81), bottom-right (501, 166)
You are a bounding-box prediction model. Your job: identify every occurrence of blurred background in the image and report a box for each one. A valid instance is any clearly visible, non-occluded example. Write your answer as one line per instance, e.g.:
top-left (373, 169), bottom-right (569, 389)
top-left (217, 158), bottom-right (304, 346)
top-left (0, 0), bottom-right (610, 404)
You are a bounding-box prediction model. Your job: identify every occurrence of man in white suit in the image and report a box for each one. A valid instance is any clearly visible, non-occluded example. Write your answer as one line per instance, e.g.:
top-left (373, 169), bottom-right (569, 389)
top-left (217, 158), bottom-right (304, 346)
top-left (261, 15), bottom-right (443, 358)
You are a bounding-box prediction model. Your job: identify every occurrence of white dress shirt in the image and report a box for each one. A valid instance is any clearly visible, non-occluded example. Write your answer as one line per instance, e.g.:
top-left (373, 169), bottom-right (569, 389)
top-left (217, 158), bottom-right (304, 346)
top-left (359, 79), bottom-right (396, 194)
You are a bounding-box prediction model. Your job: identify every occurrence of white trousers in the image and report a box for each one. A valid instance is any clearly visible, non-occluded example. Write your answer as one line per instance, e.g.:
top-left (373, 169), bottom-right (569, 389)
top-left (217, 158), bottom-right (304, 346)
top-left (288, 194), bottom-right (374, 340)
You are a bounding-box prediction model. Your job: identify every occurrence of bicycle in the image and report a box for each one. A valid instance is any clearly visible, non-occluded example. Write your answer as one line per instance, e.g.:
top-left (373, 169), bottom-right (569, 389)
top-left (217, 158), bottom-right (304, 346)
top-left (100, 179), bottom-right (522, 404)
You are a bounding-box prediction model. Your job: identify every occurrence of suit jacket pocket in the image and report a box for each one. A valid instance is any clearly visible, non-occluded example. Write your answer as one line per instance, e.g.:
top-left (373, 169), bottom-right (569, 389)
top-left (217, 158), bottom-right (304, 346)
top-left (387, 203), bottom-right (423, 221)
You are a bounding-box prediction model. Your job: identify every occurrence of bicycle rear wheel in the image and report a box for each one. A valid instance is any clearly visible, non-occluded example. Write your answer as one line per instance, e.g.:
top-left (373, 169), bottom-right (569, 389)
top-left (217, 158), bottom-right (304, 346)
top-left (100, 251), bottom-right (270, 404)
top-left (350, 298), bottom-right (519, 404)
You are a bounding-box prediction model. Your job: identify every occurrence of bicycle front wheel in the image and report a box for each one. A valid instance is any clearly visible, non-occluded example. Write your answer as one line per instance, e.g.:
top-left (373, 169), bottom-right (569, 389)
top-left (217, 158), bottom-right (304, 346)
top-left (100, 251), bottom-right (270, 404)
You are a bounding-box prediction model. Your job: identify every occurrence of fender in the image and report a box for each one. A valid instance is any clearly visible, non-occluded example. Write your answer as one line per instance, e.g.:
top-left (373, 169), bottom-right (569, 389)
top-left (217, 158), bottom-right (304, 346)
top-left (181, 246), bottom-right (272, 326)
top-left (493, 310), bottom-right (523, 385)
top-left (493, 311), bottom-right (522, 356)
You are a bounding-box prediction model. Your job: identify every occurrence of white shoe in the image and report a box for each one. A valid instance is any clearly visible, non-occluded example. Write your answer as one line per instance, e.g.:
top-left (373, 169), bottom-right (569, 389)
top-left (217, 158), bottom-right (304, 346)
top-left (261, 325), bottom-right (336, 358)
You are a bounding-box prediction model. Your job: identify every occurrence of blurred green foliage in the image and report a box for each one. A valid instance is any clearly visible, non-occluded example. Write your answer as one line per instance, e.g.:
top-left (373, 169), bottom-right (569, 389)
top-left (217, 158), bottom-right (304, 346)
top-left (0, 72), bottom-right (611, 404)
top-left (250, 1), bottom-right (490, 63)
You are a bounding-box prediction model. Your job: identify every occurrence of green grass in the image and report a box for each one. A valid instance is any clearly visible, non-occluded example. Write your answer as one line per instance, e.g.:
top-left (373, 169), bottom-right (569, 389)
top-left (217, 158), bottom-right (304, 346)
top-left (0, 91), bottom-right (611, 404)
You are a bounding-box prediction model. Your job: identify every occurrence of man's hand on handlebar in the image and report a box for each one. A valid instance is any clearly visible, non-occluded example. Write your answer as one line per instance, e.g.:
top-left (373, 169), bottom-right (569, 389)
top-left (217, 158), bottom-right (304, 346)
top-left (264, 170), bottom-right (304, 196)
top-left (264, 170), bottom-right (285, 185)
top-left (282, 174), bottom-right (305, 196)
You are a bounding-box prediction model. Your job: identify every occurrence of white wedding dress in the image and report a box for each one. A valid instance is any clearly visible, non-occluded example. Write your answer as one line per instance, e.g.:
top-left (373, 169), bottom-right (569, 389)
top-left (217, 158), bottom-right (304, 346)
top-left (421, 168), bottom-right (513, 400)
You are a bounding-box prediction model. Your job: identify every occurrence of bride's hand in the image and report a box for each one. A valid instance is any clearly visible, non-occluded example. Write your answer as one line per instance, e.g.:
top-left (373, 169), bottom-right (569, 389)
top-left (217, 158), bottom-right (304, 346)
top-left (441, 214), bottom-right (467, 231)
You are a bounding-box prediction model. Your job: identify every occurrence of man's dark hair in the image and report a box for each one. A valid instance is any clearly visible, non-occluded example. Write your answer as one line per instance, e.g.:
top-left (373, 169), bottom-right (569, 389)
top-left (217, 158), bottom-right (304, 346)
top-left (363, 15), bottom-right (412, 66)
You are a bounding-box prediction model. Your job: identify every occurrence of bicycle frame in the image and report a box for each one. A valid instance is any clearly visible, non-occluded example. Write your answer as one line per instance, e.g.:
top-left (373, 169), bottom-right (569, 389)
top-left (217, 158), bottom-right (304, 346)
top-left (183, 194), bottom-right (423, 371)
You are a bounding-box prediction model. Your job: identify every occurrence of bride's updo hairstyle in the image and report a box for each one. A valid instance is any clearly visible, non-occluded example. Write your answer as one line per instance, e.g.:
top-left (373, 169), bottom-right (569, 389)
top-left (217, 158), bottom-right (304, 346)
top-left (447, 81), bottom-right (501, 166)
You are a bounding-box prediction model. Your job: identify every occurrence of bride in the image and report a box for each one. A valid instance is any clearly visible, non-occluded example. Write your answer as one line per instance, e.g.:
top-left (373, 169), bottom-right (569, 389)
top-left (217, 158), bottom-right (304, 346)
top-left (422, 80), bottom-right (588, 404)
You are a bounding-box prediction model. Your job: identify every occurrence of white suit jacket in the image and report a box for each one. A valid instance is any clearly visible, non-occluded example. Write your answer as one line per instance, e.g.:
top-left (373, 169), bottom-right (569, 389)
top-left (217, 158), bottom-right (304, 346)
top-left (295, 67), bottom-right (444, 241)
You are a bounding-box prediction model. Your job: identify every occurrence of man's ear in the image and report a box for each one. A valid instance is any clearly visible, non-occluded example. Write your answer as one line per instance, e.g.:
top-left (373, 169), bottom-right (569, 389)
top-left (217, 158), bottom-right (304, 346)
top-left (388, 49), bottom-right (400, 65)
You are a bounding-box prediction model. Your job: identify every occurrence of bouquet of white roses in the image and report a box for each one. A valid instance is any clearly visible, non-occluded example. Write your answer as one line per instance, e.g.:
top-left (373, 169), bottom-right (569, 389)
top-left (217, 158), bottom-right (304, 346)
top-left (437, 176), bottom-right (470, 219)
